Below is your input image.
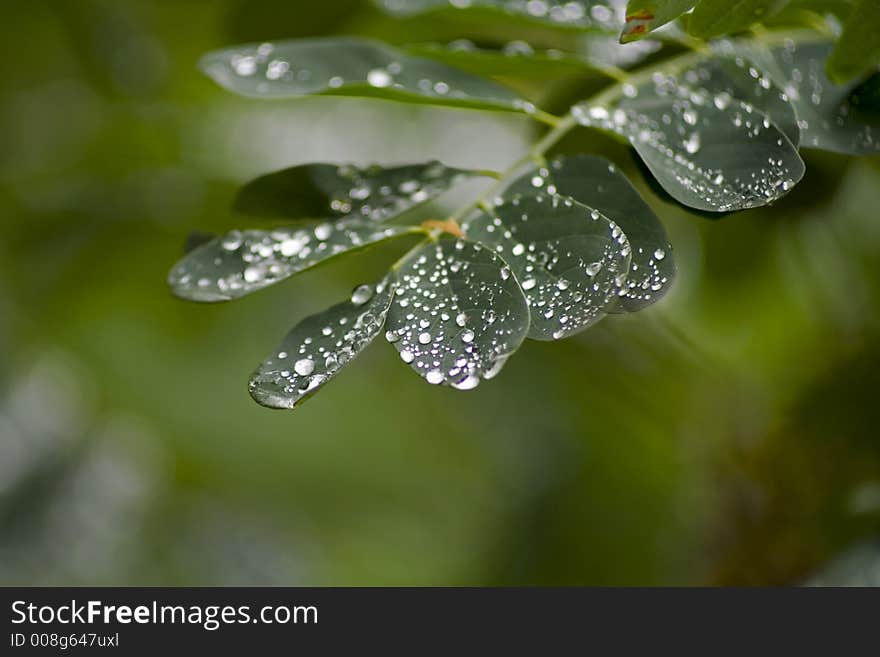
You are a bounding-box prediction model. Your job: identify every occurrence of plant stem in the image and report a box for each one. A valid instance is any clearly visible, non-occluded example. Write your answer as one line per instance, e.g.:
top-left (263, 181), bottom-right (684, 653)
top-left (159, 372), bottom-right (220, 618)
top-left (447, 111), bottom-right (578, 225)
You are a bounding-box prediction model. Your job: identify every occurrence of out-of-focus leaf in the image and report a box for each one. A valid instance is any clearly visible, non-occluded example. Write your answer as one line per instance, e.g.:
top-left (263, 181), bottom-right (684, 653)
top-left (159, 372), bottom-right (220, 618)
top-left (405, 41), bottom-right (608, 79)
top-left (235, 161), bottom-right (491, 221)
top-left (687, 0), bottom-right (790, 39)
top-left (715, 38), bottom-right (880, 154)
top-left (540, 155), bottom-right (675, 312)
top-left (385, 238), bottom-right (529, 389)
top-left (249, 278), bottom-right (395, 409)
top-left (463, 192), bottom-right (631, 339)
top-left (621, 0), bottom-right (698, 42)
top-left (200, 37), bottom-right (524, 111)
top-left (572, 61), bottom-right (805, 212)
top-left (827, 0), bottom-right (880, 84)
top-left (375, 0), bottom-right (623, 32)
top-left (168, 220), bottom-right (418, 302)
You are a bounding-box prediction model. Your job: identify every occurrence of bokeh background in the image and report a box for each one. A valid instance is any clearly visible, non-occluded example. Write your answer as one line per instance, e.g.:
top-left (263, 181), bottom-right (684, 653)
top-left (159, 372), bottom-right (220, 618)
top-left (1, 0), bottom-right (879, 586)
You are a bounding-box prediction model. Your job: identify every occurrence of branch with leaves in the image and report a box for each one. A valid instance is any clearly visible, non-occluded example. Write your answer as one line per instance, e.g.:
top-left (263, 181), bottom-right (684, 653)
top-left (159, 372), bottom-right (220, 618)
top-left (168, 0), bottom-right (880, 409)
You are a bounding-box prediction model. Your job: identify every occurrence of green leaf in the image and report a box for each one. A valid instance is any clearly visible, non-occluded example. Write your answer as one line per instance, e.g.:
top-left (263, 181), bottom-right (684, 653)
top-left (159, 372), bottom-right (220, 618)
top-left (827, 0), bottom-right (880, 83)
top-left (200, 37), bottom-right (524, 111)
top-left (404, 41), bottom-right (608, 80)
top-left (685, 55), bottom-right (801, 146)
top-left (572, 61), bottom-right (805, 212)
top-left (235, 161), bottom-right (492, 221)
top-left (621, 1), bottom-right (699, 43)
top-left (463, 192), bottom-right (631, 339)
top-left (687, 0), bottom-right (790, 39)
top-left (540, 155), bottom-right (675, 312)
top-left (385, 238), bottom-right (529, 388)
top-left (168, 219), bottom-right (418, 302)
top-left (375, 1), bottom-right (622, 32)
top-left (249, 278), bottom-right (396, 409)
top-left (715, 38), bottom-right (880, 154)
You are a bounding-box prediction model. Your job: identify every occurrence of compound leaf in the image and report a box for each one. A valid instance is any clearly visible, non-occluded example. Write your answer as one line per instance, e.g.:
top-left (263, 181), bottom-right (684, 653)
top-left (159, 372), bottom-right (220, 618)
top-left (168, 219), bottom-right (418, 302)
top-left (621, 1), bottom-right (699, 42)
top-left (200, 37), bottom-right (524, 111)
top-left (573, 60), bottom-right (805, 212)
top-left (249, 278), bottom-right (396, 409)
top-left (385, 238), bottom-right (529, 389)
top-left (464, 192), bottom-right (631, 339)
top-left (235, 161), bottom-right (492, 221)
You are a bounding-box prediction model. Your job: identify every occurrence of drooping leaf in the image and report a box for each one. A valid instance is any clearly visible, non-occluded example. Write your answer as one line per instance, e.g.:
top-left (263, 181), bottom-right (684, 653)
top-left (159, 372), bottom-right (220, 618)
top-left (621, 0), bottom-right (699, 42)
top-left (683, 55), bottom-right (801, 146)
top-left (687, 0), bottom-right (790, 39)
top-left (375, 0), bottom-right (622, 32)
top-left (572, 61), bottom-right (805, 212)
top-left (715, 38), bottom-right (880, 154)
top-left (200, 37), bottom-right (524, 111)
top-left (540, 155), bottom-right (675, 312)
top-left (249, 278), bottom-right (396, 409)
top-left (385, 238), bottom-right (529, 388)
top-left (463, 192), bottom-right (631, 339)
top-left (235, 161), bottom-right (491, 221)
top-left (168, 219), bottom-right (419, 302)
top-left (827, 0), bottom-right (880, 83)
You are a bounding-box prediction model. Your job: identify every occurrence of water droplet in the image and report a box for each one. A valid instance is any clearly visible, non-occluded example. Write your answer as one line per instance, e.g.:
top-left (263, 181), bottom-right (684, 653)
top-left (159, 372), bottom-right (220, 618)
top-left (351, 284), bottom-right (374, 306)
top-left (367, 68), bottom-right (392, 88)
top-left (294, 358), bottom-right (315, 376)
top-left (426, 369), bottom-right (444, 384)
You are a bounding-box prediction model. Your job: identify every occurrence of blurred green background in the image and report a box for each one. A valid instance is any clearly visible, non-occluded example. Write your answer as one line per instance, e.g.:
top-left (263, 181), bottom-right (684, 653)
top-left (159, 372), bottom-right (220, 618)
top-left (1, 0), bottom-right (879, 586)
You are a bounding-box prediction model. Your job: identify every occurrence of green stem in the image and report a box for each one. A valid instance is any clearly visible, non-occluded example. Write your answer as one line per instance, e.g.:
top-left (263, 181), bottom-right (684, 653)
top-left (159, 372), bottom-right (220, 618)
top-left (448, 111), bottom-right (578, 224)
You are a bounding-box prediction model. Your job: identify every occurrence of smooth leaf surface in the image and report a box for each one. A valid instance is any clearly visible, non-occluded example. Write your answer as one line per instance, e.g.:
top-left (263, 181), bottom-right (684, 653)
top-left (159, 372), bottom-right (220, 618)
top-left (385, 238), bottom-right (529, 389)
top-left (621, 0), bottom-right (698, 42)
top-left (249, 278), bottom-right (395, 409)
top-left (200, 37), bottom-right (524, 111)
top-left (541, 155), bottom-right (675, 312)
top-left (464, 192), bottom-right (631, 339)
top-left (168, 219), bottom-right (418, 302)
top-left (572, 62), bottom-right (805, 212)
top-left (687, 0), bottom-right (790, 39)
top-left (715, 38), bottom-right (880, 154)
top-left (827, 0), bottom-right (880, 83)
top-left (235, 161), bottom-right (489, 221)
top-left (375, 0), bottom-right (622, 31)
top-left (405, 41), bottom-right (607, 79)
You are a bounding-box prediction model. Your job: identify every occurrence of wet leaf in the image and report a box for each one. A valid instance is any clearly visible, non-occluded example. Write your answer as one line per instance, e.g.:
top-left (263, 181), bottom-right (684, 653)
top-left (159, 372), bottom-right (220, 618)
top-left (687, 0), bottom-right (790, 39)
top-left (168, 219), bottom-right (418, 302)
top-left (463, 192), bottom-right (631, 339)
top-left (827, 0), bottom-right (880, 84)
top-left (540, 155), bottom-right (675, 312)
top-left (572, 62), bottom-right (805, 212)
top-left (375, 0), bottom-right (622, 32)
top-left (621, 0), bottom-right (698, 42)
top-left (715, 38), bottom-right (880, 154)
top-left (385, 238), bottom-right (529, 388)
top-left (685, 54), bottom-right (801, 146)
top-left (235, 161), bottom-right (491, 221)
top-left (200, 37), bottom-right (523, 111)
top-left (249, 278), bottom-right (396, 409)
